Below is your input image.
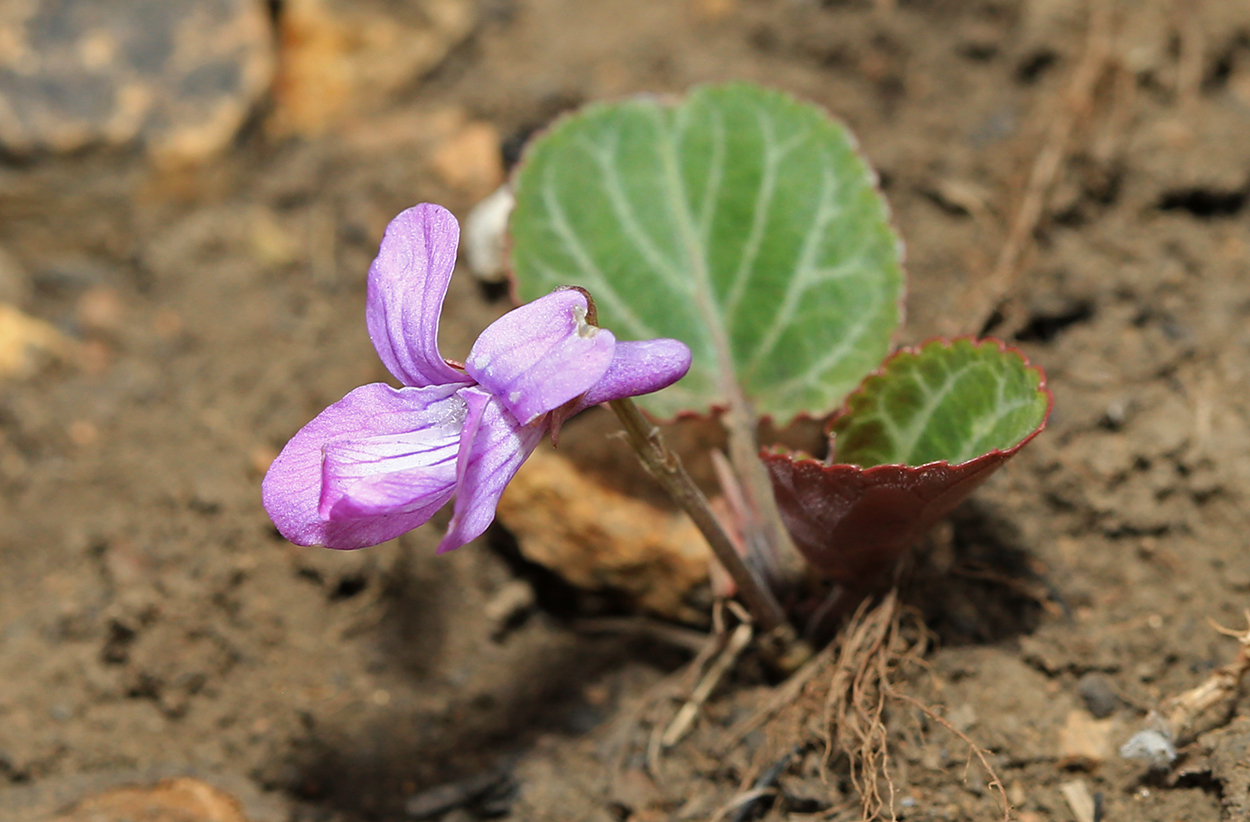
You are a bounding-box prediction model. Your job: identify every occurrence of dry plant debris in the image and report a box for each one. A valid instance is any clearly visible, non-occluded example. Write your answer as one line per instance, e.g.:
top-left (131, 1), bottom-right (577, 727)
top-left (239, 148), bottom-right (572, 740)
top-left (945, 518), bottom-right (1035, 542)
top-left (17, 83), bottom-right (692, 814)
top-left (702, 591), bottom-right (1011, 821)
top-left (957, 0), bottom-right (1116, 337)
top-left (1122, 610), bottom-right (1250, 767)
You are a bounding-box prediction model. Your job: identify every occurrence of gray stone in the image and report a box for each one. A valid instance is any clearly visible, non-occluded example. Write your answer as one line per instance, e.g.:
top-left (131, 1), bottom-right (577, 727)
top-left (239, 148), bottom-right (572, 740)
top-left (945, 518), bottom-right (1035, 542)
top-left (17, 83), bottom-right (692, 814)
top-left (1120, 728), bottom-right (1176, 767)
top-left (1077, 672), bottom-right (1120, 719)
top-left (0, 0), bottom-right (273, 164)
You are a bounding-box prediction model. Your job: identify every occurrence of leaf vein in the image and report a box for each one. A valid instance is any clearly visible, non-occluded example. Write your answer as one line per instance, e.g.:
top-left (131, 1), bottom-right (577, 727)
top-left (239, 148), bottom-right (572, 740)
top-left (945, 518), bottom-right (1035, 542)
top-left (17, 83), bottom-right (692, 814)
top-left (539, 163), bottom-right (657, 341)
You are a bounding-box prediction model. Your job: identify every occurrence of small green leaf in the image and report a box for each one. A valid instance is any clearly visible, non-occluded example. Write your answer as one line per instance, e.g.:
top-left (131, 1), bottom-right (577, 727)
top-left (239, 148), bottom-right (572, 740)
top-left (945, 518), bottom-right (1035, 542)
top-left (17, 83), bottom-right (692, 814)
top-left (831, 338), bottom-right (1050, 468)
top-left (509, 83), bottom-right (903, 421)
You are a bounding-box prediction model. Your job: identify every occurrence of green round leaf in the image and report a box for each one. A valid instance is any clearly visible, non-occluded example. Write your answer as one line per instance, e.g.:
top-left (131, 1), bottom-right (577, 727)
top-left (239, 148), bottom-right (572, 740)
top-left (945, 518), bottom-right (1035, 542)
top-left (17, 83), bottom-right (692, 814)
top-left (509, 83), bottom-right (903, 421)
top-left (831, 338), bottom-right (1051, 468)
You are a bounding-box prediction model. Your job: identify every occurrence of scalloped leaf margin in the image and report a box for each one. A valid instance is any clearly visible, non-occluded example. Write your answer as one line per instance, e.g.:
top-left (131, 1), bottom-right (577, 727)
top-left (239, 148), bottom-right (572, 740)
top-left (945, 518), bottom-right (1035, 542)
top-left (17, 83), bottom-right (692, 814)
top-left (831, 337), bottom-right (1051, 468)
top-left (508, 82), bottom-right (904, 422)
top-left (763, 338), bottom-right (1051, 584)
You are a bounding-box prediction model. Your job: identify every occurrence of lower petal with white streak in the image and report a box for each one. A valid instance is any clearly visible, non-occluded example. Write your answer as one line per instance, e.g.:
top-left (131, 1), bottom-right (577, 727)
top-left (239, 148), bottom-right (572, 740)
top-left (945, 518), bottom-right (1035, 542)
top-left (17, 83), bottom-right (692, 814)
top-left (263, 382), bottom-right (466, 551)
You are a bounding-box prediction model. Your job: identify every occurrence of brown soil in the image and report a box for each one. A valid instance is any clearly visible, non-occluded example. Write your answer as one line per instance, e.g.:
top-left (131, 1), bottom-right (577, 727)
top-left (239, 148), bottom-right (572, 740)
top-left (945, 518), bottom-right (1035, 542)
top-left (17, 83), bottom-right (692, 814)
top-left (4, 0), bottom-right (1250, 820)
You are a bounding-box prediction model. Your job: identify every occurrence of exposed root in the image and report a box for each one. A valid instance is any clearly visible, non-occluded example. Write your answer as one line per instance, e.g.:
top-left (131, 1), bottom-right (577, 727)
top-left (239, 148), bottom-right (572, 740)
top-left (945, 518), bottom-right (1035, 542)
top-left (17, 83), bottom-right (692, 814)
top-left (821, 591), bottom-right (913, 820)
top-left (885, 689), bottom-right (1009, 819)
top-left (820, 591), bottom-right (1009, 821)
top-left (617, 591), bottom-right (1013, 820)
top-left (717, 643), bottom-right (836, 752)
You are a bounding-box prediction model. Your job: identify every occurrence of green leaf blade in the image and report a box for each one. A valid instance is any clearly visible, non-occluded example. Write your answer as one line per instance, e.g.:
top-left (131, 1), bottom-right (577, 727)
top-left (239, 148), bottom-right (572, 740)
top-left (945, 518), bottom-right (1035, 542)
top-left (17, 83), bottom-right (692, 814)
top-left (509, 83), bottom-right (904, 421)
top-left (831, 338), bottom-right (1052, 468)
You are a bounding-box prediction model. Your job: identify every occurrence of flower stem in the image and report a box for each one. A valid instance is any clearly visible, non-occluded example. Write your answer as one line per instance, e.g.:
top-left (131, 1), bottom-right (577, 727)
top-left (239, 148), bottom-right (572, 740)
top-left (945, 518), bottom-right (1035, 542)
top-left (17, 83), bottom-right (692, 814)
top-left (608, 397), bottom-right (787, 633)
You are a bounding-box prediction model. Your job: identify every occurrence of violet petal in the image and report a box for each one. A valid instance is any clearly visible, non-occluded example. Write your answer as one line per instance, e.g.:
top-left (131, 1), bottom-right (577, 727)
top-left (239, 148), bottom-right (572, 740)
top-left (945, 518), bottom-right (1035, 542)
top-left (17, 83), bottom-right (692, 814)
top-left (572, 338), bottom-right (693, 412)
top-left (465, 290), bottom-right (616, 425)
top-left (262, 382), bottom-right (464, 550)
top-left (437, 387), bottom-right (545, 553)
top-left (366, 204), bottom-right (474, 388)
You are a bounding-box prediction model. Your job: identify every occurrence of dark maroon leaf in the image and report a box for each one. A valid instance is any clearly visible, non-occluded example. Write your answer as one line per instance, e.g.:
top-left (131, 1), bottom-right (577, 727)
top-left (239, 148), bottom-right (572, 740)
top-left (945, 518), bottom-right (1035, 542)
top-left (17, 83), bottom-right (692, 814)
top-left (763, 338), bottom-right (1052, 585)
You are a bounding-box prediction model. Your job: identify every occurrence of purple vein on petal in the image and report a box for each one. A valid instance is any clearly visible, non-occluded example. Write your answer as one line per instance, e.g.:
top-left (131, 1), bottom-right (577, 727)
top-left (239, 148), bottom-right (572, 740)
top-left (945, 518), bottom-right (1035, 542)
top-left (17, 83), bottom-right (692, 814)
top-left (366, 204), bottom-right (473, 388)
top-left (262, 382), bottom-right (467, 551)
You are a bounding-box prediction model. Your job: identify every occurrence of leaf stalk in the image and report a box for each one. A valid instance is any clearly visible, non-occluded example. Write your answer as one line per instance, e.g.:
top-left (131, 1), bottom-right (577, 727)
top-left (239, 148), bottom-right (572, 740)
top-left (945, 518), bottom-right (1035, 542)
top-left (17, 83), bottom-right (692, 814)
top-left (608, 397), bottom-right (787, 633)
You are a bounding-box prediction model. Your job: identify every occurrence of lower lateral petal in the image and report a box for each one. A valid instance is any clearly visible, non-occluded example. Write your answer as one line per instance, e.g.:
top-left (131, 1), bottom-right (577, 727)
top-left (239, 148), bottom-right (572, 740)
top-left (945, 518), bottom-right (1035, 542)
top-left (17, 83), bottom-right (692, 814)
top-left (438, 387), bottom-right (546, 553)
top-left (262, 382), bottom-right (465, 550)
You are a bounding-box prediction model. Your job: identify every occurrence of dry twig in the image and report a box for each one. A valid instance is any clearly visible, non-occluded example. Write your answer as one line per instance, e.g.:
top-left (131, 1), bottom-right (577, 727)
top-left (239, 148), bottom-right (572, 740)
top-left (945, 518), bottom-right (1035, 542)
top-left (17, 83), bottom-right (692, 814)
top-left (662, 609), bottom-right (754, 748)
top-left (1163, 612), bottom-right (1250, 740)
top-left (1122, 611), bottom-right (1250, 766)
top-left (965, 0), bottom-right (1115, 336)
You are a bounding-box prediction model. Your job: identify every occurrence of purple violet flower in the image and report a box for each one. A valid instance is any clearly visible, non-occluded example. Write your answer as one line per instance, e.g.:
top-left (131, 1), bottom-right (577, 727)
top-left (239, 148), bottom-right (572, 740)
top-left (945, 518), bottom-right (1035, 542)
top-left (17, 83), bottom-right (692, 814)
top-left (262, 204), bottom-right (692, 553)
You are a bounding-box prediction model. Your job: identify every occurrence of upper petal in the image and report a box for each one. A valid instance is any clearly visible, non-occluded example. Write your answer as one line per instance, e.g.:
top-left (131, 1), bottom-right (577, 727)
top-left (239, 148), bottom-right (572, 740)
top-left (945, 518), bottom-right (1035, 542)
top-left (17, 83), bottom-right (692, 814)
top-left (572, 338), bottom-right (693, 413)
top-left (262, 382), bottom-right (465, 550)
top-left (366, 204), bottom-right (474, 388)
top-left (464, 289), bottom-right (616, 425)
top-left (437, 387), bottom-right (545, 553)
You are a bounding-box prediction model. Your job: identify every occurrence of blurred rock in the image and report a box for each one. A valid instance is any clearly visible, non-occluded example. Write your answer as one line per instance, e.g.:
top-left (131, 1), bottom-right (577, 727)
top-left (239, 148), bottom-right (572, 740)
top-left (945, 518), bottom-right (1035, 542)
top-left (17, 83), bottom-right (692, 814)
top-left (76, 286), bottom-right (127, 336)
top-left (0, 0), bottom-right (274, 166)
top-left (47, 777), bottom-right (255, 822)
top-left (690, 0), bottom-right (737, 21)
top-left (497, 448), bottom-right (711, 620)
top-left (0, 303), bottom-right (76, 380)
top-left (464, 184), bottom-right (514, 284)
top-left (271, 0), bottom-right (478, 135)
top-left (430, 120), bottom-right (505, 199)
top-left (0, 246), bottom-right (32, 307)
top-left (1058, 708), bottom-right (1115, 768)
top-left (1076, 672), bottom-right (1119, 719)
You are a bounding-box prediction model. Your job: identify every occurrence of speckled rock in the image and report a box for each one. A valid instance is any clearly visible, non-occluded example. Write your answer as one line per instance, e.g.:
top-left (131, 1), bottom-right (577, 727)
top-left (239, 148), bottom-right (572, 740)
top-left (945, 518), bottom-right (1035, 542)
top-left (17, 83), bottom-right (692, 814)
top-left (50, 777), bottom-right (254, 822)
top-left (0, 0), bottom-right (274, 164)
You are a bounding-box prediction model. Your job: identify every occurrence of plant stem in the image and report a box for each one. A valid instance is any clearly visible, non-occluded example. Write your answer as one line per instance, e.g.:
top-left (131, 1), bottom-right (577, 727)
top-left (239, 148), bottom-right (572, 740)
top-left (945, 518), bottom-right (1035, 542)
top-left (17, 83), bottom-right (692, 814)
top-left (720, 401), bottom-right (806, 593)
top-left (608, 398), bottom-right (787, 633)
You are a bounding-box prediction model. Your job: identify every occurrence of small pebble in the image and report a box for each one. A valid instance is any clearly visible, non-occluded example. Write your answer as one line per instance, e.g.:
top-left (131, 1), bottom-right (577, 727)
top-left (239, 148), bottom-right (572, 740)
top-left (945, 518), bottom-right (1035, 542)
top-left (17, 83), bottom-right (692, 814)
top-left (1060, 779), bottom-right (1096, 822)
top-left (1077, 672), bottom-right (1119, 718)
top-left (1120, 728), bottom-right (1177, 767)
top-left (464, 185), bottom-right (515, 284)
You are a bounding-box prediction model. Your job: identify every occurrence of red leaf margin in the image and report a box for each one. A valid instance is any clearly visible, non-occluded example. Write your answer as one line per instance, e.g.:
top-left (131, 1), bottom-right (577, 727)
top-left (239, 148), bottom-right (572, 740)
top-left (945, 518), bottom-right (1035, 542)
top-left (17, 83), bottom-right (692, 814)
top-left (761, 337), bottom-right (1053, 586)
